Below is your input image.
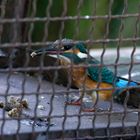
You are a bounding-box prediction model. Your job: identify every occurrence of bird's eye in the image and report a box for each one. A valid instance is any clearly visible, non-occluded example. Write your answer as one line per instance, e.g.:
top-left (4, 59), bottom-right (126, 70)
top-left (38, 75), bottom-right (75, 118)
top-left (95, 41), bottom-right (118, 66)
top-left (63, 45), bottom-right (72, 50)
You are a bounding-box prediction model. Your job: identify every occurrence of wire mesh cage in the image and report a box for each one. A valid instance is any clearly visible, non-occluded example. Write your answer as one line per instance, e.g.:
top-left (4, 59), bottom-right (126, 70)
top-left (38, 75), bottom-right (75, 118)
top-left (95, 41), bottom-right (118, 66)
top-left (0, 0), bottom-right (140, 140)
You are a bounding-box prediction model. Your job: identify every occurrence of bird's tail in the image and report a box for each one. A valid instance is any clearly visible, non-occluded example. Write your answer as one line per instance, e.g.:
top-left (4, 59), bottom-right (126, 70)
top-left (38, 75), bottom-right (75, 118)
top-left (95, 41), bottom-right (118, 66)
top-left (113, 77), bottom-right (138, 95)
top-left (113, 77), bottom-right (139, 98)
top-left (116, 77), bottom-right (137, 88)
top-left (114, 77), bottom-right (140, 107)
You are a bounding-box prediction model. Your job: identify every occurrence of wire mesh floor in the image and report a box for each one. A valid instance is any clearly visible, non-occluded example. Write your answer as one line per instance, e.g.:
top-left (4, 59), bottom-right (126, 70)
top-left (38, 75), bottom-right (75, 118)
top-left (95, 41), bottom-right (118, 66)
top-left (0, 48), bottom-right (140, 139)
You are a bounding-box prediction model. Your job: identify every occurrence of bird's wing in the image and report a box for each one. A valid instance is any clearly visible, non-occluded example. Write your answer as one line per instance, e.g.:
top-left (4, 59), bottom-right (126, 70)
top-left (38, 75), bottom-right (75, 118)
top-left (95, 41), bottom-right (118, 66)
top-left (85, 56), bottom-right (116, 84)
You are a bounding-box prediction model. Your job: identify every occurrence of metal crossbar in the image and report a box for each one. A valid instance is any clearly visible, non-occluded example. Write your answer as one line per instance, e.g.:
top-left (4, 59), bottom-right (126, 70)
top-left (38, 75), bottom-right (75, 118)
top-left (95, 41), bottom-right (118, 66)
top-left (0, 0), bottom-right (140, 140)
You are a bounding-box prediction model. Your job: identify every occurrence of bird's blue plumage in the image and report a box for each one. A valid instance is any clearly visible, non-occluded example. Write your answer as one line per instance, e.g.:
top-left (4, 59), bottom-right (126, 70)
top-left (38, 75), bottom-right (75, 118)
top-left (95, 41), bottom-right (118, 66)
top-left (116, 78), bottom-right (137, 88)
top-left (114, 78), bottom-right (138, 95)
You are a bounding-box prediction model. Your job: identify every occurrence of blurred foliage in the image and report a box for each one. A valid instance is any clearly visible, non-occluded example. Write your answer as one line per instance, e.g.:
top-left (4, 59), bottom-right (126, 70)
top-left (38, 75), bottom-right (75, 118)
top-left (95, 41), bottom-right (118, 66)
top-left (27, 0), bottom-right (140, 47)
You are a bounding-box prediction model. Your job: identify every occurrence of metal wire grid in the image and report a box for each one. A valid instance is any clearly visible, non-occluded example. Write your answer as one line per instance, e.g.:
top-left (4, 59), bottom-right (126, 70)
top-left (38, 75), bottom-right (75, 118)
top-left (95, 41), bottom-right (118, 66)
top-left (0, 0), bottom-right (140, 139)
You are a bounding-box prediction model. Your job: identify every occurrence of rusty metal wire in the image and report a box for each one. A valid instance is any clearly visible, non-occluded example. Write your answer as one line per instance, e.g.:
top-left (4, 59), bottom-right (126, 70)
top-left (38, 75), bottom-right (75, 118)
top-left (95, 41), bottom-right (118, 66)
top-left (0, 13), bottom-right (140, 23)
top-left (0, 0), bottom-right (140, 140)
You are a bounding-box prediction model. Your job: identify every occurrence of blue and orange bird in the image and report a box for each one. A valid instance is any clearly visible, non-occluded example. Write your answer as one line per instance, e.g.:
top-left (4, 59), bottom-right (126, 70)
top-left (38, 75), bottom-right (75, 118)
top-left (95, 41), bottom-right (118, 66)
top-left (31, 39), bottom-right (140, 111)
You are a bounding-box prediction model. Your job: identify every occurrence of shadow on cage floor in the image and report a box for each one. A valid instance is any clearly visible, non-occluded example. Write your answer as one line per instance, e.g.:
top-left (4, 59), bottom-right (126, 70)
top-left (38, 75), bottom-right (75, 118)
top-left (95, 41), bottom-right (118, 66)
top-left (0, 72), bottom-right (139, 139)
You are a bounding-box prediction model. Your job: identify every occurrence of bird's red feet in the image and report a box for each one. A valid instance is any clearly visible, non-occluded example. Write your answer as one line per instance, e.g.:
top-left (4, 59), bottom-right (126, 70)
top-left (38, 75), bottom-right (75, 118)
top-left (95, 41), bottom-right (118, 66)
top-left (65, 99), bottom-right (82, 106)
top-left (65, 95), bottom-right (104, 112)
top-left (81, 107), bottom-right (104, 112)
top-left (65, 95), bottom-right (82, 106)
top-left (82, 108), bottom-right (95, 112)
top-left (81, 102), bottom-right (104, 112)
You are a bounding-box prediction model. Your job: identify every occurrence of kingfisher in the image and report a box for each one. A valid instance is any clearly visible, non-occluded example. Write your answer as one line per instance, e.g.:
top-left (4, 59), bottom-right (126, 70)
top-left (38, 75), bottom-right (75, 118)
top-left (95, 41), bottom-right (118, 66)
top-left (31, 39), bottom-right (140, 111)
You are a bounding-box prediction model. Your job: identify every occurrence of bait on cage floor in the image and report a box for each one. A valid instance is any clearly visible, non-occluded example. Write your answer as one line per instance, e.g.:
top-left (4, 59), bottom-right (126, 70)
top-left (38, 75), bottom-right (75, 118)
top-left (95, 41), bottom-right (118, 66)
top-left (0, 0), bottom-right (140, 140)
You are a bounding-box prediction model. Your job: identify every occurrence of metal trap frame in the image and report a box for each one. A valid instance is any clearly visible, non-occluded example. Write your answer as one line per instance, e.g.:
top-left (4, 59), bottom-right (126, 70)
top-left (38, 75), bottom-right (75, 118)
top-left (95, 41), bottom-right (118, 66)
top-left (0, 0), bottom-right (140, 140)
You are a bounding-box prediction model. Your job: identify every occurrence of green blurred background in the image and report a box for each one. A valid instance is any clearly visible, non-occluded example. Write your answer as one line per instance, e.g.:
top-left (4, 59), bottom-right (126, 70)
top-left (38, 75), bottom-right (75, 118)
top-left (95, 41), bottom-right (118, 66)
top-left (1, 0), bottom-right (140, 48)
top-left (27, 0), bottom-right (140, 48)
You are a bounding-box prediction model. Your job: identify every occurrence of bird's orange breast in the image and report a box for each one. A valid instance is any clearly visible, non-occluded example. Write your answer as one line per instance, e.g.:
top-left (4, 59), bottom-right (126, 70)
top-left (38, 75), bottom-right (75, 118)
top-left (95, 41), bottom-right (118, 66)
top-left (59, 58), bottom-right (113, 101)
top-left (71, 66), bottom-right (114, 101)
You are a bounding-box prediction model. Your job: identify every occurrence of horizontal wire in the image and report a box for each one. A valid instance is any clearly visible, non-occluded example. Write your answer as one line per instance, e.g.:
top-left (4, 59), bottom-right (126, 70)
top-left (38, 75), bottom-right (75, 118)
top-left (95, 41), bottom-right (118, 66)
top-left (0, 108), bottom-right (140, 121)
top-left (0, 61), bottom-right (140, 72)
top-left (78, 133), bottom-right (140, 140)
top-left (0, 37), bottom-right (140, 48)
top-left (0, 13), bottom-right (140, 24)
top-left (0, 85), bottom-right (139, 96)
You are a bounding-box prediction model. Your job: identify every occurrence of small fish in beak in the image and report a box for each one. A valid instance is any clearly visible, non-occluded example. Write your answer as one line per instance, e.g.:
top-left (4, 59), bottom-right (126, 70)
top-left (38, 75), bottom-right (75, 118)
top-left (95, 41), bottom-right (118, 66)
top-left (30, 52), bottom-right (37, 58)
top-left (30, 44), bottom-right (64, 58)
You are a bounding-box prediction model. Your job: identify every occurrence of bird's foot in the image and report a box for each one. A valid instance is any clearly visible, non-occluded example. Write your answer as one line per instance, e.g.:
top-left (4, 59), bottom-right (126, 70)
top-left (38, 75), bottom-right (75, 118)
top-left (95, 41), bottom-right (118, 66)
top-left (81, 101), bottom-right (104, 112)
top-left (66, 101), bottom-right (82, 105)
top-left (81, 106), bottom-right (105, 112)
top-left (82, 108), bottom-right (95, 112)
top-left (65, 99), bottom-right (82, 106)
top-left (82, 107), bottom-right (104, 112)
top-left (65, 94), bottom-right (82, 106)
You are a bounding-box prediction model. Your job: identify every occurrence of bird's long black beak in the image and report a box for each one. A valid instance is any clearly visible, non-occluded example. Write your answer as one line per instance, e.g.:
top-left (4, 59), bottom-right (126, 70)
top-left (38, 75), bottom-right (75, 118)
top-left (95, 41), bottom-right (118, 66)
top-left (30, 45), bottom-right (64, 58)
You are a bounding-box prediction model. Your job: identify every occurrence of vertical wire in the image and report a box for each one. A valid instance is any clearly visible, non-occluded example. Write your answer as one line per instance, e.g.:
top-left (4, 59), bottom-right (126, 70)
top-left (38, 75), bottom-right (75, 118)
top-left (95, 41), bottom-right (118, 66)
top-left (40, 0), bottom-right (52, 74)
top-left (91, 0), bottom-right (97, 137)
top-left (92, 0), bottom-right (112, 113)
top-left (13, 1), bottom-right (27, 139)
top-left (73, 0), bottom-right (83, 39)
top-left (106, 0), bottom-right (128, 136)
top-left (28, 0), bottom-right (38, 139)
top-left (89, 1), bottom-right (113, 138)
top-left (45, 0), bottom-right (67, 138)
top-left (40, 0), bottom-right (53, 139)
top-left (42, 0), bottom-right (52, 43)
top-left (14, 0), bottom-right (20, 137)
top-left (9, 0), bottom-right (20, 68)
top-left (9, 0), bottom-right (24, 68)
top-left (62, 42), bottom-right (73, 139)
top-left (112, 0), bottom-right (126, 135)
top-left (12, 0), bottom-right (26, 44)
top-left (88, 0), bottom-right (96, 41)
top-left (120, 0), bottom-right (129, 135)
top-left (58, 0), bottom-right (67, 40)
top-left (57, 1), bottom-right (68, 139)
top-left (130, 3), bottom-right (140, 140)
top-left (22, 0), bottom-right (32, 42)
top-left (136, 105), bottom-right (140, 139)
top-left (0, 1), bottom-right (8, 139)
top-left (0, 0), bottom-right (7, 43)
top-left (104, 0), bottom-right (114, 139)
top-left (74, 1), bottom-right (84, 139)
top-left (25, 0), bottom-right (38, 139)
top-left (26, 0), bottom-right (37, 67)
top-left (13, 0), bottom-right (31, 137)
top-left (76, 78), bottom-right (85, 139)
top-left (112, 0), bottom-right (126, 136)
